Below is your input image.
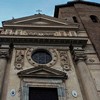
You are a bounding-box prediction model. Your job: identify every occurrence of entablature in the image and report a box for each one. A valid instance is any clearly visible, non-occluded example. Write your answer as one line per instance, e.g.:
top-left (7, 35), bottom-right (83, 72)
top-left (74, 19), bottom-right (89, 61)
top-left (0, 35), bottom-right (88, 47)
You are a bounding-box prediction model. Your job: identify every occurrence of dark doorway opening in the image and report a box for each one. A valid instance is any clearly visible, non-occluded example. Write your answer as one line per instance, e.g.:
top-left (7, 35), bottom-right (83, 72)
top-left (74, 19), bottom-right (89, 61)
top-left (29, 87), bottom-right (58, 100)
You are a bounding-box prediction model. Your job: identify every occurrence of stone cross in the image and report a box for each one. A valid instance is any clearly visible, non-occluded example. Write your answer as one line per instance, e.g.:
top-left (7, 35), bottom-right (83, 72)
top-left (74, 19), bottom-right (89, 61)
top-left (74, 0), bottom-right (83, 1)
top-left (36, 9), bottom-right (42, 14)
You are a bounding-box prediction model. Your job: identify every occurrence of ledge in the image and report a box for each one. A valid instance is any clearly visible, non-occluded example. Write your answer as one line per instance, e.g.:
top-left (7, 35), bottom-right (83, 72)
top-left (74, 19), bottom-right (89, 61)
top-left (0, 36), bottom-right (88, 47)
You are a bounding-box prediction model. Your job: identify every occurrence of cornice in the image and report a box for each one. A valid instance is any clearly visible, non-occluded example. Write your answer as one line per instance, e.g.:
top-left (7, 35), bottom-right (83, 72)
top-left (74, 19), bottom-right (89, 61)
top-left (72, 47), bottom-right (87, 62)
top-left (13, 16), bottom-right (68, 25)
top-left (0, 49), bottom-right (9, 58)
top-left (0, 36), bottom-right (88, 47)
top-left (17, 65), bottom-right (68, 79)
top-left (3, 24), bottom-right (79, 29)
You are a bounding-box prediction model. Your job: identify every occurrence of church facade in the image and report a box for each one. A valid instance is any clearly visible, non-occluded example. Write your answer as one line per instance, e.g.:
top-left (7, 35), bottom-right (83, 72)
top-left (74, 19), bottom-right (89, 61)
top-left (0, 1), bottom-right (100, 100)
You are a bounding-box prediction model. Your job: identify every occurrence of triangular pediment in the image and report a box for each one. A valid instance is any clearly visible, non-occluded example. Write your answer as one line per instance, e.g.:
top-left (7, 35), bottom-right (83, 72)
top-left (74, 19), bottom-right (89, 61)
top-left (13, 18), bottom-right (66, 26)
top-left (3, 14), bottom-right (67, 25)
top-left (17, 66), bottom-right (68, 79)
top-left (3, 14), bottom-right (78, 29)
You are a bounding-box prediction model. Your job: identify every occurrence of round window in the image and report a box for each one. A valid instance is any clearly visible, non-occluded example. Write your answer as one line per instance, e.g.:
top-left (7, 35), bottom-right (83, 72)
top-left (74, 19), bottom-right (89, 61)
top-left (31, 49), bottom-right (52, 64)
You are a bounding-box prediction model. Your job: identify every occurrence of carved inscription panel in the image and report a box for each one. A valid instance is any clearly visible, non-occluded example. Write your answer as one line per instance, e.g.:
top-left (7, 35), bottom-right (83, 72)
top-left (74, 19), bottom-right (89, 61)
top-left (2, 29), bottom-right (78, 37)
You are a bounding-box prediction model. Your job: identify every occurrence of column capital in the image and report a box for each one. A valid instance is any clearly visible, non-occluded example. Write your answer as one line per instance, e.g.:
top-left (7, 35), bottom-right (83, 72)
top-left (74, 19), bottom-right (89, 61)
top-left (72, 47), bottom-right (87, 62)
top-left (0, 49), bottom-right (9, 58)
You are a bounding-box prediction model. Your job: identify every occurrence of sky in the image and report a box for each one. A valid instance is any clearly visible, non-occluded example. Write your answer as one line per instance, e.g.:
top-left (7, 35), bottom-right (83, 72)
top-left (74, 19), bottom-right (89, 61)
top-left (0, 0), bottom-right (100, 26)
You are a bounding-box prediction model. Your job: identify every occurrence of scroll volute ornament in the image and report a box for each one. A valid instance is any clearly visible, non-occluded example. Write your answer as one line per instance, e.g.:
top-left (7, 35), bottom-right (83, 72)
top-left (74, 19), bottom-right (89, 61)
top-left (72, 47), bottom-right (87, 62)
top-left (0, 49), bottom-right (9, 58)
top-left (59, 51), bottom-right (70, 71)
top-left (14, 49), bottom-right (25, 70)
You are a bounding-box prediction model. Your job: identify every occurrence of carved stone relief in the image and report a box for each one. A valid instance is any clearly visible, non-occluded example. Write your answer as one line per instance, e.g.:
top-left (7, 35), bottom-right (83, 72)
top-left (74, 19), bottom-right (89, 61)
top-left (14, 49), bottom-right (25, 69)
top-left (0, 49), bottom-right (9, 58)
top-left (86, 54), bottom-right (100, 64)
top-left (59, 50), bottom-right (70, 71)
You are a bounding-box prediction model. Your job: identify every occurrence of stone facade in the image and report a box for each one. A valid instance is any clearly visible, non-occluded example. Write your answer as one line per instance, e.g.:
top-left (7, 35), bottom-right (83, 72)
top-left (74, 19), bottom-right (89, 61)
top-left (0, 1), bottom-right (100, 100)
top-left (54, 0), bottom-right (100, 60)
top-left (54, 0), bottom-right (100, 99)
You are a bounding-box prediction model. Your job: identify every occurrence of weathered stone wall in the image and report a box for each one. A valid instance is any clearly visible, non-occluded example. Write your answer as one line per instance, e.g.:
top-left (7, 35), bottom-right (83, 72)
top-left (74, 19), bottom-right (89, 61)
top-left (5, 46), bottom-right (83, 100)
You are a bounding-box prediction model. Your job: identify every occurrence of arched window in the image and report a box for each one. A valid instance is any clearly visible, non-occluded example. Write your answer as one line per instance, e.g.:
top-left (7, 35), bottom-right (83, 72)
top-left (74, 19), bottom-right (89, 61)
top-left (73, 16), bottom-right (78, 23)
top-left (90, 15), bottom-right (99, 23)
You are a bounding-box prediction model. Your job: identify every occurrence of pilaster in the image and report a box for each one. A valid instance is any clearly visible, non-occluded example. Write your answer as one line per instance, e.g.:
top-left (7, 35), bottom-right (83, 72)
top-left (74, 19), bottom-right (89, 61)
top-left (72, 47), bottom-right (99, 100)
top-left (0, 48), bottom-right (9, 99)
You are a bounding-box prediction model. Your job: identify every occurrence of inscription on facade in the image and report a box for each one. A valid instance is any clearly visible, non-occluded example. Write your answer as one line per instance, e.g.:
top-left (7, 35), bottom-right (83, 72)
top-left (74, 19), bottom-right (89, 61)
top-left (1, 29), bottom-right (77, 37)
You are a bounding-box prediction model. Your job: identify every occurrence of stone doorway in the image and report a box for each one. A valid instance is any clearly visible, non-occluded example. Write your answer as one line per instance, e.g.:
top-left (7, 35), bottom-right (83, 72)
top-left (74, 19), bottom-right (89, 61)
top-left (29, 87), bottom-right (58, 100)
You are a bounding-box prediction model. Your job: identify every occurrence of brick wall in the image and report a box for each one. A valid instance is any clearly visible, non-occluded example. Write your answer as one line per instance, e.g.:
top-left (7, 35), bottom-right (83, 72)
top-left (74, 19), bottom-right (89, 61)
top-left (74, 4), bottom-right (100, 59)
top-left (58, 3), bottom-right (100, 59)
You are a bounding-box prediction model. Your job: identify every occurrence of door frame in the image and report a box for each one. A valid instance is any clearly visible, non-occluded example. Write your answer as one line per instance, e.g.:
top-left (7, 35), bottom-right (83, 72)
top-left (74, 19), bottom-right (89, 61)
top-left (21, 78), bottom-right (66, 100)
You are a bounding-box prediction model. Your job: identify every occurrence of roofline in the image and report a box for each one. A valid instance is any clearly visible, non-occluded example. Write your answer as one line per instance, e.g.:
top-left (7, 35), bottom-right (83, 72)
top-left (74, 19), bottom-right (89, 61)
top-left (3, 24), bottom-right (79, 29)
top-left (54, 1), bottom-right (100, 17)
top-left (2, 14), bottom-right (68, 25)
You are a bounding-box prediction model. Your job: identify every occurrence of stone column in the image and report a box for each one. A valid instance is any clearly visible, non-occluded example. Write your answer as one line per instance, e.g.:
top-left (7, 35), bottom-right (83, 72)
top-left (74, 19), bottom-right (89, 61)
top-left (0, 49), bottom-right (9, 98)
top-left (73, 47), bottom-right (99, 100)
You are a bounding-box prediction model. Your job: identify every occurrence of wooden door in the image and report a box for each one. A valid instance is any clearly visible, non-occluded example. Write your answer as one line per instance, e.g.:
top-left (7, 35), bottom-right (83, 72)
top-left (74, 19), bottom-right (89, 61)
top-left (29, 87), bottom-right (58, 100)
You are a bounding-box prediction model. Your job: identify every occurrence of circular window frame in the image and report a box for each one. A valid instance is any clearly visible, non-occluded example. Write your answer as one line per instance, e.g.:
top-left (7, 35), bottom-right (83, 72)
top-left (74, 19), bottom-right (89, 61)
top-left (26, 48), bottom-right (58, 67)
top-left (31, 49), bottom-right (52, 64)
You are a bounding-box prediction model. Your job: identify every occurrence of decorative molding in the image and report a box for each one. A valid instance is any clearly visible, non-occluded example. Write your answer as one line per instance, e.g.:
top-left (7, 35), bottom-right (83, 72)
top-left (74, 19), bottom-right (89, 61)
top-left (14, 49), bottom-right (25, 69)
top-left (59, 50), bottom-right (70, 71)
top-left (87, 58), bottom-right (95, 63)
top-left (86, 58), bottom-right (100, 64)
top-left (11, 16), bottom-right (68, 25)
top-left (72, 47), bottom-right (87, 62)
top-left (3, 29), bottom-right (68, 36)
top-left (17, 65), bottom-right (68, 79)
top-left (0, 36), bottom-right (88, 47)
top-left (0, 49), bottom-right (9, 58)
top-left (3, 30), bottom-right (86, 37)
top-left (26, 48), bottom-right (58, 67)
top-left (69, 31), bottom-right (77, 36)
top-left (33, 21), bottom-right (48, 24)
top-left (4, 29), bottom-right (13, 35)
